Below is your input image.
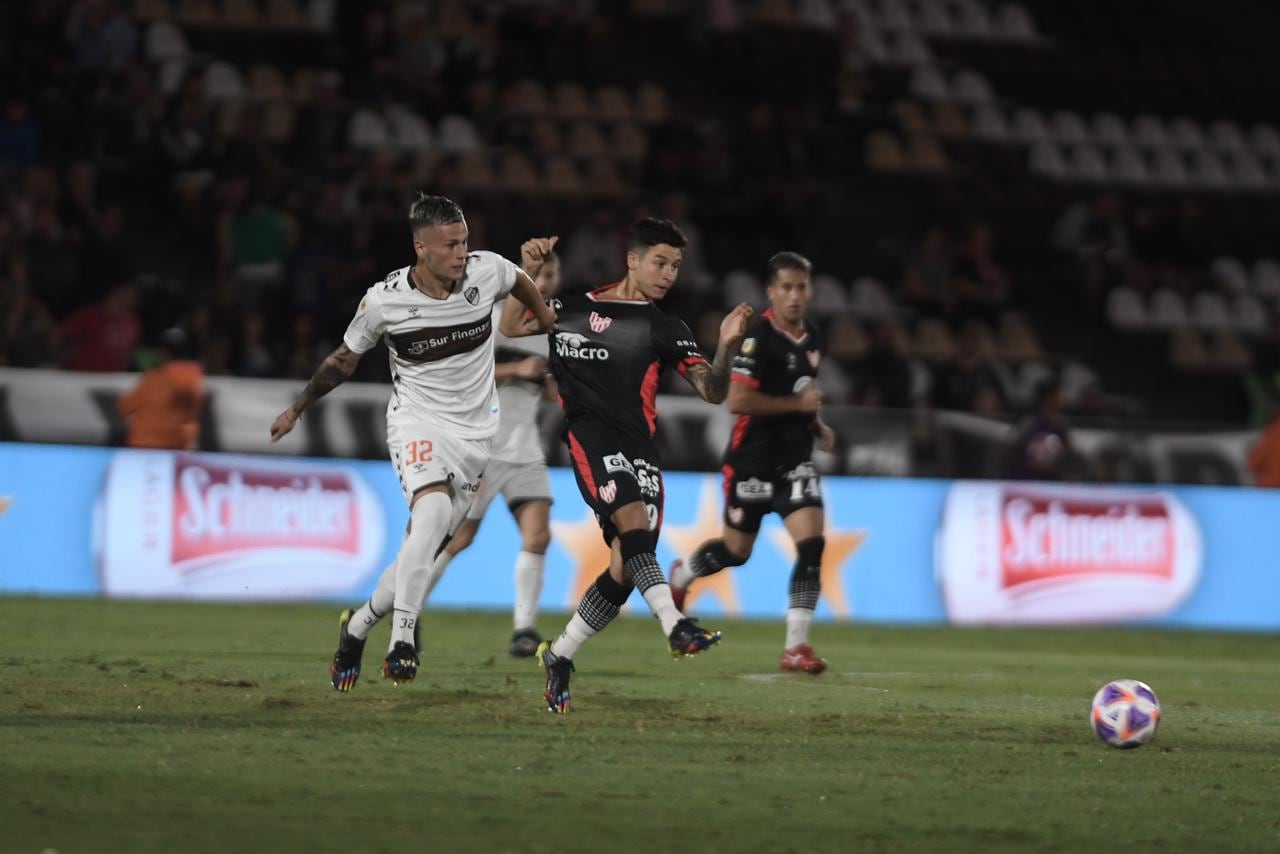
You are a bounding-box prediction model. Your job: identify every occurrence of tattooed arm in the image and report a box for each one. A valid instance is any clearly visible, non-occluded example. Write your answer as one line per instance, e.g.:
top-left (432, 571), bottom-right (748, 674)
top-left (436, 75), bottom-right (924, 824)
top-left (269, 343), bottom-right (362, 442)
top-left (681, 303), bottom-right (753, 404)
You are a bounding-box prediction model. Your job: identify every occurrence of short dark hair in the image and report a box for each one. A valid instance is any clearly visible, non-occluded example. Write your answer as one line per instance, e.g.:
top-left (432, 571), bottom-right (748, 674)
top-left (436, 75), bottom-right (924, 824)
top-left (628, 217), bottom-right (687, 253)
top-left (766, 251), bottom-right (813, 283)
top-left (409, 192), bottom-right (464, 234)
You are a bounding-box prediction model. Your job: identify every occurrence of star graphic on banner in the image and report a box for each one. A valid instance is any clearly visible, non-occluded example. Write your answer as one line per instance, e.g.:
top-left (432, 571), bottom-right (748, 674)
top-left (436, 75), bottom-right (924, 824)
top-left (550, 509), bottom-right (613, 608)
top-left (769, 526), bottom-right (866, 620)
top-left (661, 479), bottom-right (740, 616)
top-left (0, 497), bottom-right (10, 519)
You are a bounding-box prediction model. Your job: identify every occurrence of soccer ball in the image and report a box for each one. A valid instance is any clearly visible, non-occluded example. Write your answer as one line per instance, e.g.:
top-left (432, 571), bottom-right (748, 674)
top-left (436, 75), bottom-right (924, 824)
top-left (1090, 679), bottom-right (1161, 748)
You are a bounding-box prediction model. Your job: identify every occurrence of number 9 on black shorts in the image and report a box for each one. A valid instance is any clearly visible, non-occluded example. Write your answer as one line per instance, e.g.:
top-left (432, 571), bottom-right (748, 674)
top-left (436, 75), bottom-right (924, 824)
top-left (565, 428), bottom-right (664, 545)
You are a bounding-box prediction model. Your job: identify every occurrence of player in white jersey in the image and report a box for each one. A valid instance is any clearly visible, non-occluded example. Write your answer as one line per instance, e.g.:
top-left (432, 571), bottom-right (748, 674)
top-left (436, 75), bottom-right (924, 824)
top-left (426, 251), bottom-right (562, 658)
top-left (268, 193), bottom-right (557, 692)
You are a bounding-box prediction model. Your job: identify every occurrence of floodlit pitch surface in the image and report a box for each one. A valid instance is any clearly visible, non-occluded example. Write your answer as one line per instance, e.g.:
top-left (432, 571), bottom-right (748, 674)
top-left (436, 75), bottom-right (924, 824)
top-left (2, 599), bottom-right (1278, 853)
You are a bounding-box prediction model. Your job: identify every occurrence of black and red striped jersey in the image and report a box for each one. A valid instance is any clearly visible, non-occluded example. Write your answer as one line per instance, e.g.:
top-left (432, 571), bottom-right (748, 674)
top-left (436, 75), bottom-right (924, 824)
top-left (724, 309), bottom-right (825, 470)
top-left (548, 282), bottom-right (708, 449)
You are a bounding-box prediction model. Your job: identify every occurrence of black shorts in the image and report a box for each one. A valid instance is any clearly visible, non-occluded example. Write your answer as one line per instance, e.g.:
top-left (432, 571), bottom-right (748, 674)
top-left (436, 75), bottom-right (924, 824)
top-left (564, 426), bottom-right (665, 546)
top-left (721, 458), bottom-right (824, 534)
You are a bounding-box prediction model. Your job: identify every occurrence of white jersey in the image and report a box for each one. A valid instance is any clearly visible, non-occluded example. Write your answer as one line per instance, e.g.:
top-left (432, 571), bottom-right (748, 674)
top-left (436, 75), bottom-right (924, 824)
top-left (491, 305), bottom-right (549, 463)
top-left (343, 251), bottom-right (519, 439)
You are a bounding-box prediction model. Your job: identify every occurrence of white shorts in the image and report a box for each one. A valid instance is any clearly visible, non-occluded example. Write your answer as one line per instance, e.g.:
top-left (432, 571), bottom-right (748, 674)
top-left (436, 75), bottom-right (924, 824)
top-left (465, 457), bottom-right (553, 521)
top-left (387, 418), bottom-right (492, 531)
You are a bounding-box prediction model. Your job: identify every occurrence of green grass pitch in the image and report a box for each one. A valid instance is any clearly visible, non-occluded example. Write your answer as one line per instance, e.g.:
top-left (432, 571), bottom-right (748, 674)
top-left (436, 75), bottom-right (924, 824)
top-left (2, 598), bottom-right (1278, 853)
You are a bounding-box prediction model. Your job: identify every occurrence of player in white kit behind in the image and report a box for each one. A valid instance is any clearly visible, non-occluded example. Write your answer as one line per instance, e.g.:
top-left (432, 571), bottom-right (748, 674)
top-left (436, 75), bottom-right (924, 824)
top-left (428, 251), bottom-right (562, 657)
top-left (268, 193), bottom-right (557, 691)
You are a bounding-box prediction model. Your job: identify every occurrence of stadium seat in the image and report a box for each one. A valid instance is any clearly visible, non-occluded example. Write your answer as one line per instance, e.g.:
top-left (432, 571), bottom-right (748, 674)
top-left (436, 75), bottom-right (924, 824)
top-left (204, 61), bottom-right (246, 101)
top-left (248, 64), bottom-right (288, 101)
top-left (543, 156), bottom-right (583, 197)
top-left (1169, 116), bottom-right (1206, 151)
top-left (996, 312), bottom-right (1043, 361)
top-left (888, 31), bottom-right (932, 65)
top-left (850, 277), bottom-right (895, 318)
top-left (553, 83), bottom-right (591, 121)
top-left (951, 70), bottom-right (994, 106)
top-left (917, 0), bottom-right (953, 35)
top-left (1106, 287), bottom-right (1148, 330)
top-left (1012, 108), bottom-right (1049, 143)
top-left (264, 0), bottom-right (307, 30)
top-left (995, 3), bottom-right (1037, 41)
top-left (967, 319), bottom-right (998, 359)
top-left (505, 79), bottom-right (550, 117)
top-left (1206, 330), bottom-right (1252, 371)
top-left (1090, 112), bottom-right (1129, 147)
top-left (909, 66), bottom-right (949, 101)
top-left (568, 121), bottom-right (607, 159)
top-left (222, 0), bottom-right (262, 29)
top-left (157, 58), bottom-right (188, 94)
top-left (263, 100), bottom-right (296, 143)
top-left (1149, 288), bottom-right (1189, 328)
top-left (499, 152), bottom-right (539, 194)
top-left (907, 134), bottom-right (950, 173)
top-left (1152, 148), bottom-right (1189, 187)
top-left (865, 131), bottom-right (906, 172)
top-left (912, 318), bottom-right (955, 361)
top-left (933, 102), bottom-right (970, 139)
top-left (593, 86), bottom-right (633, 123)
top-left (1228, 151), bottom-right (1269, 190)
top-left (1209, 120), bottom-right (1247, 152)
top-left (810, 274), bottom-right (850, 317)
top-left (437, 115), bottom-right (480, 154)
top-left (145, 20), bottom-right (189, 62)
top-left (1210, 256), bottom-right (1250, 293)
top-left (1110, 146), bottom-right (1151, 186)
top-left (456, 152), bottom-right (494, 191)
top-left (1230, 293), bottom-right (1269, 336)
top-left (583, 158), bottom-right (626, 197)
top-left (635, 84), bottom-right (669, 125)
top-left (1251, 258), bottom-right (1280, 298)
top-left (1069, 143), bottom-right (1108, 182)
top-left (1051, 111), bottom-right (1089, 145)
top-left (347, 108), bottom-right (390, 149)
top-left (1190, 292), bottom-right (1232, 329)
top-left (1132, 114), bottom-right (1170, 148)
top-left (387, 106), bottom-right (432, 151)
top-left (1028, 141), bottom-right (1066, 179)
top-left (971, 104), bottom-right (1009, 141)
top-left (797, 0), bottom-right (838, 29)
top-left (1249, 123), bottom-right (1280, 158)
top-left (306, 0), bottom-right (336, 30)
top-left (877, 0), bottom-right (913, 31)
top-left (1169, 328), bottom-right (1208, 372)
top-left (954, 0), bottom-right (993, 38)
top-left (611, 123), bottom-right (648, 163)
top-left (1190, 150), bottom-right (1231, 189)
top-left (723, 270), bottom-right (764, 307)
top-left (175, 0), bottom-right (217, 27)
top-left (133, 0), bottom-right (172, 21)
top-left (894, 100), bottom-right (929, 134)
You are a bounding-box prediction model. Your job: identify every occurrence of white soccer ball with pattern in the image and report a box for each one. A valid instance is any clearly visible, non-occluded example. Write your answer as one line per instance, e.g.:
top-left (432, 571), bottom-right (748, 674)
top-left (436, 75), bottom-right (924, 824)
top-left (1090, 679), bottom-right (1161, 748)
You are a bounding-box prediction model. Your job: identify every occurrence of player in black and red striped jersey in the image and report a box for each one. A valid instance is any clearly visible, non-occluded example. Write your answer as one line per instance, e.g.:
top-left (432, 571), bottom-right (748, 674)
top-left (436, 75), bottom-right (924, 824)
top-left (669, 252), bottom-right (838, 674)
top-left (536, 217), bottom-right (753, 713)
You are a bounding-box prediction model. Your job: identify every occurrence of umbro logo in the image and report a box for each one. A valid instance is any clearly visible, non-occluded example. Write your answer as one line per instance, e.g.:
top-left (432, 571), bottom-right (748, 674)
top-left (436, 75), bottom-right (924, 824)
top-left (589, 311), bottom-right (612, 333)
top-left (408, 307), bottom-right (419, 316)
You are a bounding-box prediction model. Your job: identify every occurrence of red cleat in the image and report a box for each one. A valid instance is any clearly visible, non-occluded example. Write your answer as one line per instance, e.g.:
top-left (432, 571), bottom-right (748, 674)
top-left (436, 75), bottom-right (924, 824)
top-left (668, 559), bottom-right (688, 612)
top-left (779, 644), bottom-right (827, 675)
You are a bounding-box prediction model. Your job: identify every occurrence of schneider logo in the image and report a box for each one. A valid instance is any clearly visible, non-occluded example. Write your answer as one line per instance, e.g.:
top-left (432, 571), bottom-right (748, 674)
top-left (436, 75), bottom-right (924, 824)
top-left (555, 332), bottom-right (609, 361)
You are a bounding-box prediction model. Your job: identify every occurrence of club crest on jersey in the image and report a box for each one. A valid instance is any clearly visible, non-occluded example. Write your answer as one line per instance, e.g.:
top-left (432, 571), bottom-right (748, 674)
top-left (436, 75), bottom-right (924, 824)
top-left (741, 337), bottom-right (756, 355)
top-left (807, 349), bottom-right (820, 369)
top-left (727, 506), bottom-right (744, 525)
top-left (786, 352), bottom-right (799, 371)
top-left (464, 286), bottom-right (479, 305)
top-left (598, 480), bottom-right (618, 504)
top-left (589, 311), bottom-right (613, 333)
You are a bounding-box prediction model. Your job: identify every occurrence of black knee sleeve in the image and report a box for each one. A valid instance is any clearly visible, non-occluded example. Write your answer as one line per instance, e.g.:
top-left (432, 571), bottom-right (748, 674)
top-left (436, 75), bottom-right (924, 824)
top-left (618, 529), bottom-right (655, 564)
top-left (595, 569), bottom-right (634, 606)
top-left (618, 529), bottom-right (664, 592)
top-left (690, 539), bottom-right (749, 578)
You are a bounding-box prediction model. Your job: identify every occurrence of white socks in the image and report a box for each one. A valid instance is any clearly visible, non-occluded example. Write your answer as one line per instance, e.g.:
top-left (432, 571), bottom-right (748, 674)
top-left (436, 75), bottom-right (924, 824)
top-left (785, 607), bottom-right (814, 649)
top-left (641, 585), bottom-right (681, 636)
top-left (391, 492), bottom-right (452, 649)
top-left (550, 613), bottom-right (595, 660)
top-left (671, 557), bottom-right (697, 589)
top-left (513, 550), bottom-right (545, 631)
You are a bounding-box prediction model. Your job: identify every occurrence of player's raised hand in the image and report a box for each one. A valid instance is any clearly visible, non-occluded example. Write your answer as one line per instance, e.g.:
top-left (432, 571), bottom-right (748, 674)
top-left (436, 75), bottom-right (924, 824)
top-left (521, 236), bottom-right (559, 277)
top-left (719, 303), bottom-right (754, 351)
top-left (270, 406), bottom-right (300, 443)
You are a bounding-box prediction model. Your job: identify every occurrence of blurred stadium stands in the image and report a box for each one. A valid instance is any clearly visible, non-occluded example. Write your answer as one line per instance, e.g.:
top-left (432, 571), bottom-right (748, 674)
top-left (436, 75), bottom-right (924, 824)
top-left (3, 0), bottom-right (1280, 433)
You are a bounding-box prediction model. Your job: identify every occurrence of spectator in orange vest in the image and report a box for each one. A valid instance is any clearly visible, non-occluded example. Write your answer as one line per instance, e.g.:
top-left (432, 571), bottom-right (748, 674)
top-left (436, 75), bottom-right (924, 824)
top-left (117, 327), bottom-right (205, 450)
